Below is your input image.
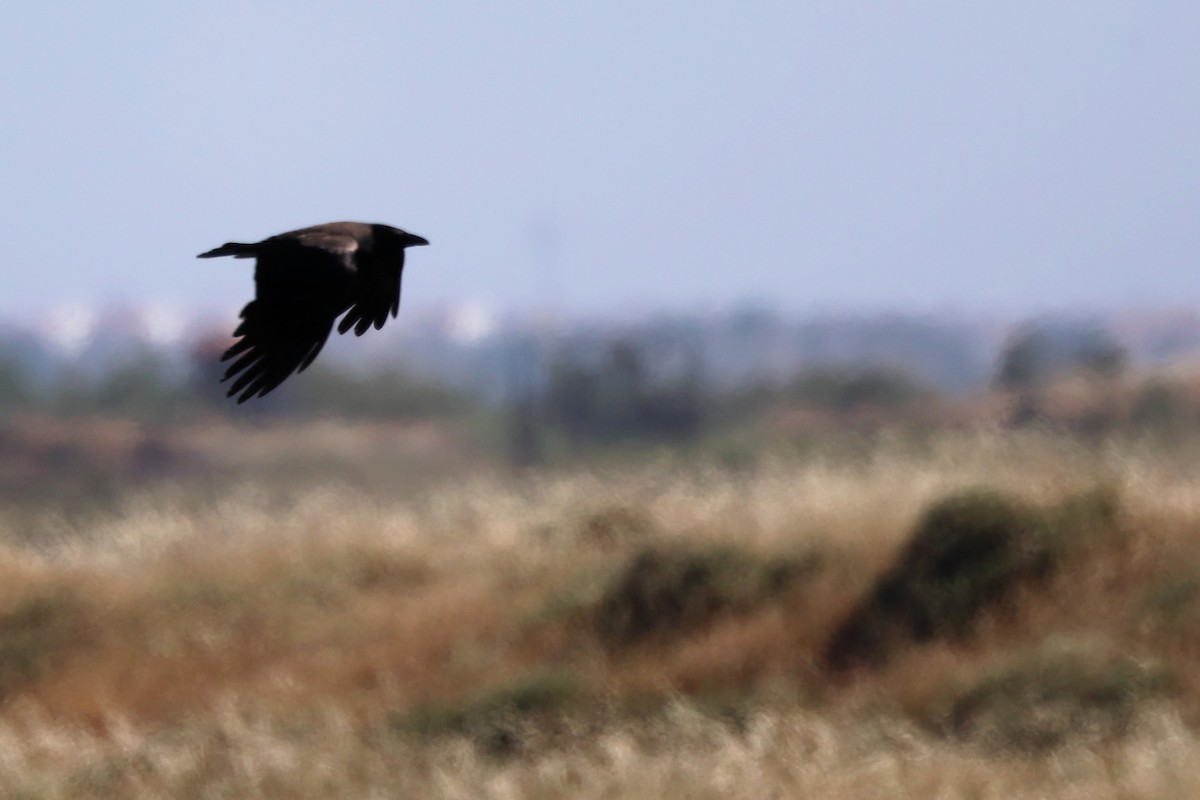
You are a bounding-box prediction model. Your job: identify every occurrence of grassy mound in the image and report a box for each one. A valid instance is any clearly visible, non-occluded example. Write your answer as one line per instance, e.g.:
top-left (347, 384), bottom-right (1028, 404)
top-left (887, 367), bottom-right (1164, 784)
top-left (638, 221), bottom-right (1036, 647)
top-left (929, 637), bottom-right (1173, 753)
top-left (592, 546), bottom-right (817, 649)
top-left (0, 588), bottom-right (92, 699)
top-left (401, 668), bottom-right (582, 755)
top-left (825, 489), bottom-right (1057, 671)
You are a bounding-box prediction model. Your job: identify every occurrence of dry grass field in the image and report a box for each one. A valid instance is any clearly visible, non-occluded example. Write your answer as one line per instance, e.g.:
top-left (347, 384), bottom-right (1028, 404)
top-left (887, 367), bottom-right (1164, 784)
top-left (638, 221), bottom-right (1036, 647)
top-left (4, 421), bottom-right (1200, 797)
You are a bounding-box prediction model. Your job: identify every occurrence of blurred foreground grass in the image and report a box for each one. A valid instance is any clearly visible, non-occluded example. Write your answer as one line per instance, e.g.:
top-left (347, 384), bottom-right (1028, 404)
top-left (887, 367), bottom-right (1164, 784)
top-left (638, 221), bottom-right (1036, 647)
top-left (4, 421), bottom-right (1200, 796)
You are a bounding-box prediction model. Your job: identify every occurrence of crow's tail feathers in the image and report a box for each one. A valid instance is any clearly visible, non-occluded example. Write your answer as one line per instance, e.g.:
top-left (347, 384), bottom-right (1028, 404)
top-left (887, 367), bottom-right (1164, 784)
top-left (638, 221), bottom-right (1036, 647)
top-left (197, 242), bottom-right (258, 259)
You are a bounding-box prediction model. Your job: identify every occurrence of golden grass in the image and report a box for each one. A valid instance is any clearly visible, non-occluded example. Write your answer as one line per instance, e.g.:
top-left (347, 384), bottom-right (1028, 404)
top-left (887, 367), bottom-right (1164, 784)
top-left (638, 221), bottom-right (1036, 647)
top-left (3, 427), bottom-right (1200, 795)
top-left (3, 703), bottom-right (1200, 798)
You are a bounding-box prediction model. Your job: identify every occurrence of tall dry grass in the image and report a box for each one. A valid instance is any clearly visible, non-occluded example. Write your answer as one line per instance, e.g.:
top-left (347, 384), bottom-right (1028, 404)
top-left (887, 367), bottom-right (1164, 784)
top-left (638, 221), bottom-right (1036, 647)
top-left (5, 702), bottom-right (1200, 798)
top-left (2, 427), bottom-right (1200, 796)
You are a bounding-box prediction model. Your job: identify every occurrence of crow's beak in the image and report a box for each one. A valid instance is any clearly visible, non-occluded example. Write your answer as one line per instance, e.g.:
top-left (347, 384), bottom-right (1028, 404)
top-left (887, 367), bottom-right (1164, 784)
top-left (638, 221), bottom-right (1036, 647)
top-left (405, 233), bottom-right (430, 247)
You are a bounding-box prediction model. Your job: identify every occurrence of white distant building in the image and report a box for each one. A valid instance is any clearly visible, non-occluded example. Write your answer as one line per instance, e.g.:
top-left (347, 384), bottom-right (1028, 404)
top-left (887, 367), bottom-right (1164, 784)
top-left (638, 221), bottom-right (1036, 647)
top-left (430, 301), bottom-right (497, 344)
top-left (40, 303), bottom-right (98, 356)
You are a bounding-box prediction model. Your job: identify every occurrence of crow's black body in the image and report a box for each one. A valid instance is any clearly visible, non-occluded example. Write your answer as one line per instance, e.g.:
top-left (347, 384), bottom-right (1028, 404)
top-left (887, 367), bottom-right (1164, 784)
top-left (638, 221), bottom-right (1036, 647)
top-left (199, 221), bottom-right (428, 403)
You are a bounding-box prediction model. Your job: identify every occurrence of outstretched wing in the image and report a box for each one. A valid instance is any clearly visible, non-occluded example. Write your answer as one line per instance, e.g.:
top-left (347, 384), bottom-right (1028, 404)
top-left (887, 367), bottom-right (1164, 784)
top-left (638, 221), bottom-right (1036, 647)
top-left (337, 250), bottom-right (405, 336)
top-left (220, 236), bottom-right (356, 403)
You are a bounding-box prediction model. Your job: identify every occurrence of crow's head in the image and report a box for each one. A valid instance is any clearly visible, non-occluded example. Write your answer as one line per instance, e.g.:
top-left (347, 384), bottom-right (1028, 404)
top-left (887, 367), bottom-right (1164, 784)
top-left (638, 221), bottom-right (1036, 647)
top-left (373, 223), bottom-right (429, 253)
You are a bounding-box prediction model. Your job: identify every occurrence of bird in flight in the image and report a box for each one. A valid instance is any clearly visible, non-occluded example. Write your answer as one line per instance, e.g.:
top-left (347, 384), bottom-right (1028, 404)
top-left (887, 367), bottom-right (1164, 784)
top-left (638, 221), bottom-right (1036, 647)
top-left (199, 221), bottom-right (429, 403)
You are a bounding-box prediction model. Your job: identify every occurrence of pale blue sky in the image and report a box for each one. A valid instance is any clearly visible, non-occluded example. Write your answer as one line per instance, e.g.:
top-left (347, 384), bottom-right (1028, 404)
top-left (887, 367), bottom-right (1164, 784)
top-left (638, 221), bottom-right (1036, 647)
top-left (2, 2), bottom-right (1198, 322)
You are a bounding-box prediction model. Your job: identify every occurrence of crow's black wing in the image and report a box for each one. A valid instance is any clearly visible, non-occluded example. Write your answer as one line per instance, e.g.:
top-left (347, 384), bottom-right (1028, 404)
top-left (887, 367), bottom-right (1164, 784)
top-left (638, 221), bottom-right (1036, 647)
top-left (220, 236), bottom-right (356, 403)
top-left (337, 250), bottom-right (405, 336)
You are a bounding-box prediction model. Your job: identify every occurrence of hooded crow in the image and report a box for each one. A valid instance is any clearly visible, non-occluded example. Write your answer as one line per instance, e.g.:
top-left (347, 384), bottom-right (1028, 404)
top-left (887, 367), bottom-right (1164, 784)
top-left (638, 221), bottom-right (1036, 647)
top-left (199, 221), bottom-right (429, 403)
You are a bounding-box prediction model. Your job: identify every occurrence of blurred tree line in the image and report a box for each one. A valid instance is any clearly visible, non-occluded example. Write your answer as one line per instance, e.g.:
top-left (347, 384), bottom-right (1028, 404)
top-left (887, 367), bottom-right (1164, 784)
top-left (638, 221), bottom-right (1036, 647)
top-left (509, 334), bottom-right (933, 463)
top-left (0, 343), bottom-right (471, 423)
top-left (3, 315), bottom-right (1197, 458)
top-left (512, 316), bottom-right (1200, 461)
top-left (994, 319), bottom-right (1127, 391)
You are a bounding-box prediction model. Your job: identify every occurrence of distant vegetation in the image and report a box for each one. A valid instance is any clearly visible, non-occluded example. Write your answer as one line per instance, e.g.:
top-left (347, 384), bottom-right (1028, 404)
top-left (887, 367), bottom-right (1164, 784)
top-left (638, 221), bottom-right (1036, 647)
top-left (3, 314), bottom-right (1200, 497)
top-left (4, 309), bottom-right (1199, 441)
top-left (0, 345), bottom-right (473, 423)
top-left (994, 318), bottom-right (1128, 390)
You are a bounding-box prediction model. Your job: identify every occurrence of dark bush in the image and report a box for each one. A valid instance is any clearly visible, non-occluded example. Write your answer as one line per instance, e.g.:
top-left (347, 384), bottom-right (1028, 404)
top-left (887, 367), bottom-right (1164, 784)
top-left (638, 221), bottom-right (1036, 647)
top-left (593, 546), bottom-right (815, 648)
top-left (931, 638), bottom-right (1172, 753)
top-left (401, 669), bottom-right (580, 756)
top-left (994, 319), bottom-right (1126, 390)
top-left (576, 505), bottom-right (658, 547)
top-left (0, 590), bottom-right (91, 699)
top-left (825, 490), bottom-right (1056, 671)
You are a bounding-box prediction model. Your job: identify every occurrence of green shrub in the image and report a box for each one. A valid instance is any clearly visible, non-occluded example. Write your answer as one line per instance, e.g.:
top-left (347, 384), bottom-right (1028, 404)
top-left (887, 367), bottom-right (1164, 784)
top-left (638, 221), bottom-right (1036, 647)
top-left (576, 505), bottom-right (658, 546)
top-left (929, 637), bottom-right (1172, 753)
top-left (593, 546), bottom-right (816, 648)
top-left (825, 489), bottom-right (1056, 671)
top-left (400, 668), bottom-right (581, 755)
top-left (0, 590), bottom-right (91, 699)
